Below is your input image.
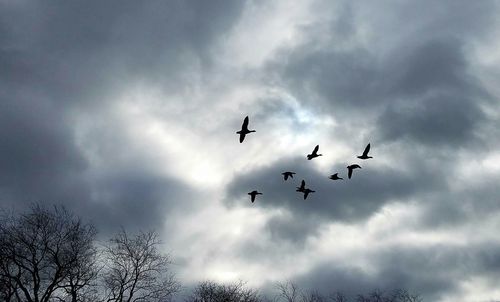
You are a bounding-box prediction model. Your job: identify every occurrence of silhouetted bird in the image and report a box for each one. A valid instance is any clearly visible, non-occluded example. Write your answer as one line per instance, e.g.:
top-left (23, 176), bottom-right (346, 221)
top-left (347, 164), bottom-right (362, 179)
top-left (302, 188), bottom-right (315, 200)
top-left (357, 143), bottom-right (373, 159)
top-left (307, 145), bottom-right (322, 160)
top-left (329, 173), bottom-right (343, 180)
top-left (296, 180), bottom-right (306, 192)
top-left (282, 171), bottom-right (296, 181)
top-left (248, 190), bottom-right (262, 203)
top-left (236, 116), bottom-right (256, 143)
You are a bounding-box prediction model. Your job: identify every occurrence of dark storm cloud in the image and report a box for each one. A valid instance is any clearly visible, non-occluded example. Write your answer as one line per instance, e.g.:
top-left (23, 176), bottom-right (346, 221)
top-left (388, 38), bottom-right (470, 96)
top-left (290, 248), bottom-right (453, 300)
top-left (268, 1), bottom-right (496, 149)
top-left (0, 0), bottom-right (245, 231)
top-left (375, 38), bottom-right (491, 148)
top-left (83, 169), bottom-right (198, 235)
top-left (225, 156), bottom-right (445, 242)
top-left (1, 0), bottom-right (246, 99)
top-left (418, 171), bottom-right (500, 229)
top-left (0, 96), bottom-right (89, 206)
top-left (0, 93), bottom-right (198, 235)
top-left (289, 241), bottom-right (500, 301)
top-left (277, 37), bottom-right (491, 148)
top-left (2, 0), bottom-right (500, 299)
top-left (265, 212), bottom-right (323, 245)
top-left (377, 91), bottom-right (486, 148)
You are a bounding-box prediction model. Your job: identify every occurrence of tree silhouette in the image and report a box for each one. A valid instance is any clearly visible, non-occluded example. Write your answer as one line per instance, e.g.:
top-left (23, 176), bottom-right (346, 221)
top-left (0, 205), bottom-right (98, 302)
top-left (330, 291), bottom-right (348, 302)
top-left (355, 289), bottom-right (423, 302)
top-left (275, 281), bottom-right (422, 302)
top-left (0, 204), bottom-right (424, 302)
top-left (187, 280), bottom-right (263, 302)
top-left (101, 229), bottom-right (179, 302)
top-left (275, 281), bottom-right (302, 302)
top-left (0, 247), bottom-right (21, 301)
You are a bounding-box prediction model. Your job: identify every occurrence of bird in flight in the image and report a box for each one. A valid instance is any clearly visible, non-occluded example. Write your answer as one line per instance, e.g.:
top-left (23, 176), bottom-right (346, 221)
top-left (347, 164), bottom-right (362, 179)
top-left (307, 145), bottom-right (322, 160)
top-left (281, 171), bottom-right (296, 181)
top-left (236, 116), bottom-right (256, 143)
top-left (296, 180), bottom-right (306, 192)
top-left (302, 188), bottom-right (315, 200)
top-left (248, 190), bottom-right (263, 203)
top-left (329, 173), bottom-right (343, 180)
top-left (357, 143), bottom-right (373, 160)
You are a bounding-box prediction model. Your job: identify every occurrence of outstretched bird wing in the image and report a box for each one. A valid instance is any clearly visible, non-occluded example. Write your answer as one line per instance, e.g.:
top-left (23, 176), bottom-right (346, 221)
top-left (304, 190), bottom-right (310, 199)
top-left (331, 173), bottom-right (341, 180)
top-left (296, 180), bottom-right (306, 191)
top-left (313, 145), bottom-right (319, 154)
top-left (241, 116), bottom-right (249, 131)
top-left (348, 167), bottom-right (353, 179)
top-left (362, 143), bottom-right (371, 156)
top-left (239, 133), bottom-right (246, 143)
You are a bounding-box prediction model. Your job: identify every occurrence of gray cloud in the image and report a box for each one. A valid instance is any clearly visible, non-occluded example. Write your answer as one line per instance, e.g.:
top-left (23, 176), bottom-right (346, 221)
top-left (0, 96), bottom-right (88, 206)
top-left (288, 241), bottom-right (500, 301)
top-left (418, 171), bottom-right (500, 229)
top-left (83, 169), bottom-right (198, 235)
top-left (2, 0), bottom-right (500, 300)
top-left (377, 91), bottom-right (486, 148)
top-left (0, 0), bottom-right (244, 233)
top-left (290, 249), bottom-right (453, 300)
top-left (225, 155), bottom-right (445, 243)
top-left (267, 2), bottom-right (496, 151)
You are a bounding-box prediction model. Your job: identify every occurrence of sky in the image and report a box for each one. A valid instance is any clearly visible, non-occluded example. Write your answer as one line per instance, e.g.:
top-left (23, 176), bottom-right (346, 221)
top-left (1, 0), bottom-right (500, 301)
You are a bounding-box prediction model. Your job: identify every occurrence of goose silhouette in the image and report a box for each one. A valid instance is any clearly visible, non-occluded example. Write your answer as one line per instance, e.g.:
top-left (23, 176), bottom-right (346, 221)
top-left (281, 171), bottom-right (296, 181)
top-left (302, 188), bottom-right (315, 200)
top-left (329, 173), bottom-right (343, 180)
top-left (307, 145), bottom-right (322, 160)
top-left (347, 164), bottom-right (362, 179)
top-left (357, 143), bottom-right (373, 159)
top-left (296, 180), bottom-right (306, 192)
top-left (248, 190), bottom-right (262, 203)
top-left (236, 116), bottom-right (256, 143)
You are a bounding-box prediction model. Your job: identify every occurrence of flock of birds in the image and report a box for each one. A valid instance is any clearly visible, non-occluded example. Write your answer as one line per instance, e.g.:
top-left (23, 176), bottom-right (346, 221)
top-left (237, 116), bottom-right (373, 203)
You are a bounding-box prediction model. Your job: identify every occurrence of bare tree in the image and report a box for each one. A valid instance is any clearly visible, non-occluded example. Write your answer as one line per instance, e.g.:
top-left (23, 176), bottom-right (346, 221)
top-left (356, 295), bottom-right (370, 302)
top-left (353, 289), bottom-right (422, 302)
top-left (369, 289), bottom-right (393, 302)
top-left (329, 291), bottom-right (348, 302)
top-left (186, 280), bottom-right (263, 302)
top-left (59, 222), bottom-right (100, 302)
top-left (302, 290), bottom-right (326, 302)
top-left (392, 289), bottom-right (422, 302)
top-left (0, 204), bottom-right (98, 302)
top-left (101, 229), bottom-right (179, 302)
top-left (273, 283), bottom-right (422, 302)
top-left (0, 252), bottom-right (21, 302)
top-left (275, 281), bottom-right (302, 302)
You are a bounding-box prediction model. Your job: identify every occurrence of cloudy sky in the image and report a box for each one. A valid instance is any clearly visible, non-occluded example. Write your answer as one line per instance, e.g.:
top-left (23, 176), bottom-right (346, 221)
top-left (2, 0), bottom-right (500, 301)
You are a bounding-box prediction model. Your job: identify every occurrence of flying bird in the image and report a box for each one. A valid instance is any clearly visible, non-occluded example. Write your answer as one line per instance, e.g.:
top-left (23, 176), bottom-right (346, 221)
top-left (347, 164), bottom-right (362, 179)
top-left (281, 171), bottom-right (296, 181)
top-left (248, 190), bottom-right (263, 203)
top-left (329, 173), bottom-right (343, 180)
top-left (236, 116), bottom-right (256, 143)
top-left (357, 143), bottom-right (373, 159)
top-left (302, 188), bottom-right (315, 200)
top-left (296, 180), bottom-right (306, 192)
top-left (307, 145), bottom-right (322, 160)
